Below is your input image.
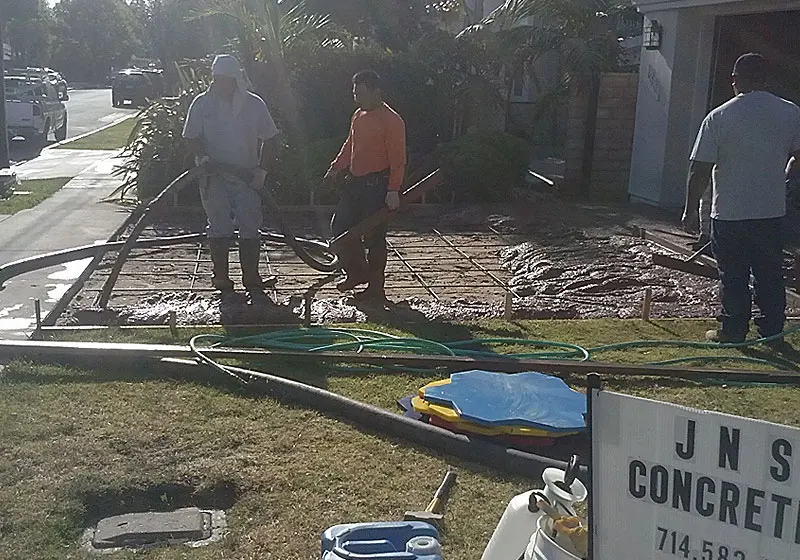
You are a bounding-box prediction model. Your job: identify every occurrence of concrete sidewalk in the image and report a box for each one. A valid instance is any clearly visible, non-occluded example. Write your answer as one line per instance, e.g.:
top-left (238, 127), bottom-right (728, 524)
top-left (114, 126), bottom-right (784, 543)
top-left (0, 149), bottom-right (132, 339)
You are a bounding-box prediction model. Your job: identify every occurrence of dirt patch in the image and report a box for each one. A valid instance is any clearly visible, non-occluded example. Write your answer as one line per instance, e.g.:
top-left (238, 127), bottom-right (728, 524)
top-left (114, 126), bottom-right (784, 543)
top-left (57, 194), bottom-right (800, 326)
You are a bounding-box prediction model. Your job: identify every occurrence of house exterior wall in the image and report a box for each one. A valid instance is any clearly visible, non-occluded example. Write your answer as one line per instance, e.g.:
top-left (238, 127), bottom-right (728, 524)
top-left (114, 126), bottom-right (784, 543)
top-left (629, 0), bottom-right (800, 208)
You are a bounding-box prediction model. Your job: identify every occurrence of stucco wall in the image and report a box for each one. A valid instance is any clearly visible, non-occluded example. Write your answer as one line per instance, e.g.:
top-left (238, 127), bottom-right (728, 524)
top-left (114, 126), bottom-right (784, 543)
top-left (628, 9), bottom-right (716, 207)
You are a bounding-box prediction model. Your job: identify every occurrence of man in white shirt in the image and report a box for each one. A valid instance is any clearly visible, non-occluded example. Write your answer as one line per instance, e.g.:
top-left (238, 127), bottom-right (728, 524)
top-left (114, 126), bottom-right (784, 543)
top-left (682, 53), bottom-right (800, 344)
top-left (183, 54), bottom-right (280, 292)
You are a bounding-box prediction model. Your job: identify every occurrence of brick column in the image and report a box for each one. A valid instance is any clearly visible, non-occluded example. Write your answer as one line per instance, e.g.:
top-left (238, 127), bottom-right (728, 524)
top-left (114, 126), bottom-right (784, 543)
top-left (562, 85), bottom-right (590, 195)
top-left (590, 73), bottom-right (639, 198)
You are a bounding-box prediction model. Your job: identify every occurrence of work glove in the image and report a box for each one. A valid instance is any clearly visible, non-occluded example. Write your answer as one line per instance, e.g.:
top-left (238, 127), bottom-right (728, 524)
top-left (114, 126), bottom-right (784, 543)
top-left (194, 155), bottom-right (211, 191)
top-left (385, 190), bottom-right (400, 211)
top-left (681, 207), bottom-right (700, 235)
top-left (251, 167), bottom-right (268, 190)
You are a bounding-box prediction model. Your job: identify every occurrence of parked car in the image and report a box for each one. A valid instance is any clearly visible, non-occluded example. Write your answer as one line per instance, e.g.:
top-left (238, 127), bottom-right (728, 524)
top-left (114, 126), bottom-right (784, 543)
top-left (141, 68), bottom-right (166, 97)
top-left (111, 69), bottom-right (158, 107)
top-left (6, 67), bottom-right (69, 101)
top-left (5, 77), bottom-right (68, 146)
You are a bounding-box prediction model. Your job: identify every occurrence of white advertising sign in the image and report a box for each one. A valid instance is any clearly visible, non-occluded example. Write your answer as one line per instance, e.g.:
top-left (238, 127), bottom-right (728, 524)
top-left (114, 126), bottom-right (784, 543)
top-left (592, 390), bottom-right (800, 560)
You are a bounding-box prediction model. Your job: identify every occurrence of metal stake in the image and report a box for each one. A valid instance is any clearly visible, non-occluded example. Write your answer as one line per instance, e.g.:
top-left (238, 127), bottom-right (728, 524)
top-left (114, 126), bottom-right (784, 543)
top-left (34, 298), bottom-right (42, 338)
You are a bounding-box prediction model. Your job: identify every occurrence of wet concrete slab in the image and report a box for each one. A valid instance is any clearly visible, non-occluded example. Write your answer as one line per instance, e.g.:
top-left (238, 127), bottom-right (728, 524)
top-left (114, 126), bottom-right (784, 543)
top-left (55, 195), bottom-right (800, 327)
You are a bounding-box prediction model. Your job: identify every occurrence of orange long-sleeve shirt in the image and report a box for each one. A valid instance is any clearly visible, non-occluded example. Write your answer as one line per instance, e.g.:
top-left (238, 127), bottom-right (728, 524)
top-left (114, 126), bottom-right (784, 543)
top-left (331, 102), bottom-right (407, 191)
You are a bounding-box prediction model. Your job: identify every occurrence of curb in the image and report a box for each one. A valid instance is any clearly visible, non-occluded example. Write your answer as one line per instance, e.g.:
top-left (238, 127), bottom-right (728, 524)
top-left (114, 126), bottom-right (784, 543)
top-left (46, 114), bottom-right (136, 150)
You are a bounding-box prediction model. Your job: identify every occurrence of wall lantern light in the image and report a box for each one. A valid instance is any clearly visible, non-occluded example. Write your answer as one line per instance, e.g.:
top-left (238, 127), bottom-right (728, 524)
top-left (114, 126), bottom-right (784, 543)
top-left (643, 19), bottom-right (663, 51)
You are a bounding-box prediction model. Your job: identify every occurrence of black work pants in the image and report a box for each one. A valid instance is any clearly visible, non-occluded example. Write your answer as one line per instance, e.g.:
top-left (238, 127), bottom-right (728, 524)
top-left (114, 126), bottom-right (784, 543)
top-left (330, 171), bottom-right (389, 271)
top-left (711, 217), bottom-right (785, 340)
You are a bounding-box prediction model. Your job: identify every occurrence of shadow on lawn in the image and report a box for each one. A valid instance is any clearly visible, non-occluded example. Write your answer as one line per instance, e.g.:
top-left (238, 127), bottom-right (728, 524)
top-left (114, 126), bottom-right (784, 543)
top-left (68, 478), bottom-right (240, 526)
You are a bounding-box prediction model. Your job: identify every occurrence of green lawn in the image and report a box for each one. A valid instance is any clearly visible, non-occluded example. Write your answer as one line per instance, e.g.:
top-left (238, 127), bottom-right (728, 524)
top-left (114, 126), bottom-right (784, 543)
top-left (56, 118), bottom-right (137, 150)
top-left (0, 177), bottom-right (72, 215)
top-left (3, 318), bottom-right (800, 558)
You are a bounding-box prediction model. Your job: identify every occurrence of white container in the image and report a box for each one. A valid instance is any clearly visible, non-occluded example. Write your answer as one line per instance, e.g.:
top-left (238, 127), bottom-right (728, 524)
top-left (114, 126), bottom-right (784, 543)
top-left (540, 468), bottom-right (587, 517)
top-left (528, 516), bottom-right (583, 560)
top-left (407, 535), bottom-right (443, 557)
top-left (482, 466), bottom-right (588, 560)
top-left (480, 489), bottom-right (545, 560)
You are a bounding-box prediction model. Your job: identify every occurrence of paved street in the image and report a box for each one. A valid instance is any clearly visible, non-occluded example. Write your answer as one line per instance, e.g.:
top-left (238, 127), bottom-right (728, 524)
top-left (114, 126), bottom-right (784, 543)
top-left (9, 88), bottom-right (138, 164)
top-left (0, 89), bottom-right (138, 338)
top-left (61, 88), bottom-right (139, 137)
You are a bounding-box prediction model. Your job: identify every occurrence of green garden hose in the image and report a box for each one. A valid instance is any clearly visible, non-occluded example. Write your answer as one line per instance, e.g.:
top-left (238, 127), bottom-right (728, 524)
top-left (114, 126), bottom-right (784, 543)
top-left (189, 324), bottom-right (800, 377)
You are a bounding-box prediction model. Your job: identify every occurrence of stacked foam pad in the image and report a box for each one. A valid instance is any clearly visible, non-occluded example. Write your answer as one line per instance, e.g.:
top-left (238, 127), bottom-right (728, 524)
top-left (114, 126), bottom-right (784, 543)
top-left (406, 370), bottom-right (587, 450)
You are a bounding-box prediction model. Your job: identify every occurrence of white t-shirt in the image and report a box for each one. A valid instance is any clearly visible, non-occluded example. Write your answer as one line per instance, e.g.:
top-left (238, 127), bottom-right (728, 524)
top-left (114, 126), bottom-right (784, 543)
top-left (183, 88), bottom-right (279, 169)
top-left (690, 91), bottom-right (800, 220)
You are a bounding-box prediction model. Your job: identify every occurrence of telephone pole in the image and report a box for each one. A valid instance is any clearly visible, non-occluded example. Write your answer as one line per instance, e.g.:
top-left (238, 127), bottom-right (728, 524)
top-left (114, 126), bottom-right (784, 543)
top-left (0, 5), bottom-right (10, 171)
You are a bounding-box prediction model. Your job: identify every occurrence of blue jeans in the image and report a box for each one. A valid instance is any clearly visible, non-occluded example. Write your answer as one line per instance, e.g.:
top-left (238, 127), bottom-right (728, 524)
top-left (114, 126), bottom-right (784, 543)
top-left (199, 174), bottom-right (262, 240)
top-left (711, 217), bottom-right (785, 340)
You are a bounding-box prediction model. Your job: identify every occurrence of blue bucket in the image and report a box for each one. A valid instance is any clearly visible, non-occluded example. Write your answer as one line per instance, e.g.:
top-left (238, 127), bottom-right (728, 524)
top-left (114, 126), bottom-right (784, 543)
top-left (321, 521), bottom-right (442, 559)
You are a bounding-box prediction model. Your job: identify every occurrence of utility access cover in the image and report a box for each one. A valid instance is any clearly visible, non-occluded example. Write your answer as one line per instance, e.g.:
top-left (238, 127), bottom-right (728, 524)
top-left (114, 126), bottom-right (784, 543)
top-left (88, 507), bottom-right (225, 551)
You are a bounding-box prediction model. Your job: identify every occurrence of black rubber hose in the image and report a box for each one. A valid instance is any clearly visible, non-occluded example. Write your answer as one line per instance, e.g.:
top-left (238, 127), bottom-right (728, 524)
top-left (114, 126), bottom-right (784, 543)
top-left (219, 363), bottom-right (587, 482)
top-left (0, 234), bottom-right (208, 290)
top-left (260, 187), bottom-right (338, 272)
top-left (0, 231), bottom-right (336, 292)
top-left (97, 168), bottom-right (203, 308)
top-left (95, 168), bottom-right (340, 308)
top-left (183, 340), bottom-right (587, 482)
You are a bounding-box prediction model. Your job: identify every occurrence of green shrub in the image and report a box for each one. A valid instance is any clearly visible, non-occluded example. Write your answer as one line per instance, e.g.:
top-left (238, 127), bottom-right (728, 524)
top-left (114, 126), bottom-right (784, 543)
top-left (290, 47), bottom-right (389, 142)
top-left (435, 131), bottom-right (530, 202)
top-left (114, 65), bottom-right (209, 201)
top-left (290, 45), bottom-right (454, 151)
top-left (271, 136), bottom-right (346, 205)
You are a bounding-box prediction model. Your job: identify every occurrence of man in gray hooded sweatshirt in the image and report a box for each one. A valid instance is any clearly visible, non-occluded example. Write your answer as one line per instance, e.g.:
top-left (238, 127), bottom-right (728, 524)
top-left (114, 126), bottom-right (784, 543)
top-left (183, 54), bottom-right (280, 291)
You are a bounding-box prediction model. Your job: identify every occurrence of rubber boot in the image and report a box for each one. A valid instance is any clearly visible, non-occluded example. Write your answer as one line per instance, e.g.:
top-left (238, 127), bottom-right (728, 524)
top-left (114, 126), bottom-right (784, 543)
top-left (239, 238), bottom-right (273, 290)
top-left (355, 244), bottom-right (387, 302)
top-left (209, 238), bottom-right (234, 292)
top-left (336, 238), bottom-right (371, 292)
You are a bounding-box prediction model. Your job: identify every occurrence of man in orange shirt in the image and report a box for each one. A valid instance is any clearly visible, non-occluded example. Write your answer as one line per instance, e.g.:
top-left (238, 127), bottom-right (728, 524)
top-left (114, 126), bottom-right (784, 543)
top-left (324, 70), bottom-right (407, 303)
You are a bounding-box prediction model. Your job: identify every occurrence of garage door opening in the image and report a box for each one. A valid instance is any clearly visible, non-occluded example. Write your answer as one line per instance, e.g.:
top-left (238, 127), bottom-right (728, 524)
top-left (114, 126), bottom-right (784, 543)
top-left (709, 10), bottom-right (800, 109)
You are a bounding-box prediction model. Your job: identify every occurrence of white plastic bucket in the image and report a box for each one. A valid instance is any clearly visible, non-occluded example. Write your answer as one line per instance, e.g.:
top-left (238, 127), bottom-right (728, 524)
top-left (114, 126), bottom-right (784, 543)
top-left (530, 516), bottom-right (582, 560)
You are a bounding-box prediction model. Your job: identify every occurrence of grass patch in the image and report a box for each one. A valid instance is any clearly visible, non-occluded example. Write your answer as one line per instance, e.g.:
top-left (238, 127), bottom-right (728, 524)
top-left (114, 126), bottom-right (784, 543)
top-left (5, 318), bottom-right (800, 558)
top-left (0, 360), bottom-right (528, 559)
top-left (56, 118), bottom-right (136, 150)
top-left (0, 177), bottom-right (71, 214)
